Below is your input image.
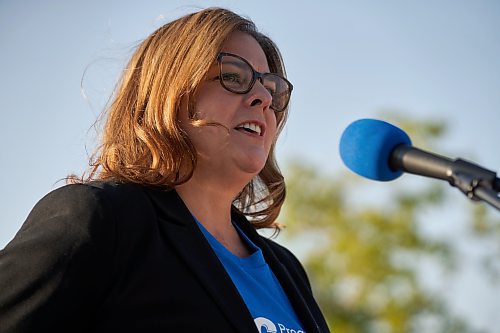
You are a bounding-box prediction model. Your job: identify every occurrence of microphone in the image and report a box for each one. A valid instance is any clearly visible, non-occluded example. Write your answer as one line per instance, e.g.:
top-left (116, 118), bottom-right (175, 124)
top-left (339, 118), bottom-right (412, 181)
top-left (339, 119), bottom-right (500, 209)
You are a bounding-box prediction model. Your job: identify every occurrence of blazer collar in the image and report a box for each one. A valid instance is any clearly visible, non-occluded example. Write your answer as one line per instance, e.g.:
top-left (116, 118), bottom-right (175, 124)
top-left (144, 187), bottom-right (321, 333)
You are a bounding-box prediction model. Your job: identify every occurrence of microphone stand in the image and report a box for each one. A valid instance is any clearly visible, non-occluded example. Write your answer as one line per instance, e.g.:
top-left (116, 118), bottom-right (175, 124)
top-left (450, 159), bottom-right (500, 211)
top-left (474, 186), bottom-right (500, 210)
top-left (392, 146), bottom-right (500, 211)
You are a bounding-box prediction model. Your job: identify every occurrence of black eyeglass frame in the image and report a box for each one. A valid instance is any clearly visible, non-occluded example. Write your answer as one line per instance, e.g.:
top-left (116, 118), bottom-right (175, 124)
top-left (216, 52), bottom-right (293, 112)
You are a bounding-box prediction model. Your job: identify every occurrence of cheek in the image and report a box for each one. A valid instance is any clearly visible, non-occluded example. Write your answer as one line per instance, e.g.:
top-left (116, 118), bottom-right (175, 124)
top-left (178, 97), bottom-right (233, 154)
top-left (193, 93), bottom-right (237, 127)
top-left (265, 111), bottom-right (279, 147)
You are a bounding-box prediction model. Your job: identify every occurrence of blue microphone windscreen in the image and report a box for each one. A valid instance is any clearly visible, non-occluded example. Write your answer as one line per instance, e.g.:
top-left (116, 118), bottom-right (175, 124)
top-left (339, 119), bottom-right (412, 181)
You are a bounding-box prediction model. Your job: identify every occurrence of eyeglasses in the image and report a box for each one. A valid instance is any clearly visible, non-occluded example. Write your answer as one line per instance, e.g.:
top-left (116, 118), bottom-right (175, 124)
top-left (216, 52), bottom-right (293, 112)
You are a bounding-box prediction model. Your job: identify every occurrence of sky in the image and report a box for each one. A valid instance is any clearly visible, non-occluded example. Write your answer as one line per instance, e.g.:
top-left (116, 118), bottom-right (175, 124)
top-left (1, 0), bottom-right (499, 331)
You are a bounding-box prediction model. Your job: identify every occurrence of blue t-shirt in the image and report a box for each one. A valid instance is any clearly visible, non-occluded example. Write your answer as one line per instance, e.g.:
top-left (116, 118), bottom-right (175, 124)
top-left (195, 219), bottom-right (306, 333)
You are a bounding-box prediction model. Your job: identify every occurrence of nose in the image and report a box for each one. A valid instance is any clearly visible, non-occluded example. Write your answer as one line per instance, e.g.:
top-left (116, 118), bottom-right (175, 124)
top-left (246, 78), bottom-right (272, 110)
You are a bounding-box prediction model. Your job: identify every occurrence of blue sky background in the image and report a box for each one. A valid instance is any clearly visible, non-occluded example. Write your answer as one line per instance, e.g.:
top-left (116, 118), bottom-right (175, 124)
top-left (1, 1), bottom-right (499, 331)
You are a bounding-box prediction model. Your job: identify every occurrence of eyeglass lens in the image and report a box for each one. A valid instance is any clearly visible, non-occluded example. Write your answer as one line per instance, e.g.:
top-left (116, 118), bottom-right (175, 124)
top-left (219, 54), bottom-right (291, 111)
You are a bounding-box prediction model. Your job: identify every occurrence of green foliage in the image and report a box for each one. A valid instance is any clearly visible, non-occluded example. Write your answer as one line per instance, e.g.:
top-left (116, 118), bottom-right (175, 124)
top-left (283, 164), bottom-right (456, 332)
top-left (280, 115), bottom-right (493, 332)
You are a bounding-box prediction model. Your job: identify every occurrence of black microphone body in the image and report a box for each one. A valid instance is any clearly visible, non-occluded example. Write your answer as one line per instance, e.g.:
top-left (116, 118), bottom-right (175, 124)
top-left (391, 145), bottom-right (453, 181)
top-left (390, 145), bottom-right (500, 193)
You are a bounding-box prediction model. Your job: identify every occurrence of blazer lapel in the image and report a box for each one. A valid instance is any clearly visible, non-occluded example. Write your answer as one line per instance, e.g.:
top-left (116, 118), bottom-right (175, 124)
top-left (144, 188), bottom-right (257, 333)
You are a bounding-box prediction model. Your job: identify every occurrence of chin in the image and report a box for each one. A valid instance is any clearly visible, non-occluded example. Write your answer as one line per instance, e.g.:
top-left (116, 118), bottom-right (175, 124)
top-left (236, 156), bottom-right (267, 176)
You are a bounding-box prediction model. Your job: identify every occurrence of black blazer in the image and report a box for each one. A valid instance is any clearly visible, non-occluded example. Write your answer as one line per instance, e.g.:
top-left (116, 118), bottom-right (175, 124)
top-left (0, 182), bottom-right (329, 332)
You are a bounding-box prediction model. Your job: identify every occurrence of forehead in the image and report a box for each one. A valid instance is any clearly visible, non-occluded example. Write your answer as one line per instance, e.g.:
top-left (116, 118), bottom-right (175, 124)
top-left (220, 32), bottom-right (269, 72)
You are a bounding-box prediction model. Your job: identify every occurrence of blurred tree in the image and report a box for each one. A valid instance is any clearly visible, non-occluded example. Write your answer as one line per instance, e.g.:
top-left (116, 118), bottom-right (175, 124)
top-left (280, 115), bottom-right (496, 333)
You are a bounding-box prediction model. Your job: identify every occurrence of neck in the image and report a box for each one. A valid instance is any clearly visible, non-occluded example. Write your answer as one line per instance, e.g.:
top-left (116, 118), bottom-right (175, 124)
top-left (175, 170), bottom-right (253, 258)
top-left (176, 176), bottom-right (234, 229)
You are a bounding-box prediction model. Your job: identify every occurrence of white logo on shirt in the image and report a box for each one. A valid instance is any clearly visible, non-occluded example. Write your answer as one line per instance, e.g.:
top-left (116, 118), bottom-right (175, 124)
top-left (254, 317), bottom-right (277, 333)
top-left (254, 316), bottom-right (306, 333)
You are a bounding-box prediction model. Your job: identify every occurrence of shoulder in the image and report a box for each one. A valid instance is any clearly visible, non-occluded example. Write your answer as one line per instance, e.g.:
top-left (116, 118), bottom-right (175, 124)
top-left (36, 181), bottom-right (150, 210)
top-left (10, 184), bottom-right (114, 259)
top-left (29, 182), bottom-right (142, 217)
top-left (14, 182), bottom-right (155, 255)
top-left (20, 184), bottom-right (113, 245)
top-left (30, 181), bottom-right (153, 222)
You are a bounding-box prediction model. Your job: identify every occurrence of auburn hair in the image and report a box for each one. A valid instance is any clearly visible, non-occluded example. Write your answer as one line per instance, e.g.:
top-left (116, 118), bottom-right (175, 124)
top-left (83, 8), bottom-right (289, 229)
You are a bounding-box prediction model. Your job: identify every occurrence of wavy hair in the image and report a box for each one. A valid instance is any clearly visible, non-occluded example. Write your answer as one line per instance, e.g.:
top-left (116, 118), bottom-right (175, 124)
top-left (82, 8), bottom-right (289, 229)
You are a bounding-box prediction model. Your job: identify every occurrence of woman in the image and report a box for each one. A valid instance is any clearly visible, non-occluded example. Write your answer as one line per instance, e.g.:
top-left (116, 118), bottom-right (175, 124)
top-left (0, 8), bottom-right (329, 332)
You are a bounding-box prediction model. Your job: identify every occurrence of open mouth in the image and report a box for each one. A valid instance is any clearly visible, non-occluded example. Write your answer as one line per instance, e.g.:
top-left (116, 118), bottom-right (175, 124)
top-left (235, 122), bottom-right (263, 136)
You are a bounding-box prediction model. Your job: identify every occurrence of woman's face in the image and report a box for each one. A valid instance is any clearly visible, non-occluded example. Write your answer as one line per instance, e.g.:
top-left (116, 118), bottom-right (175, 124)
top-left (180, 32), bottom-right (278, 181)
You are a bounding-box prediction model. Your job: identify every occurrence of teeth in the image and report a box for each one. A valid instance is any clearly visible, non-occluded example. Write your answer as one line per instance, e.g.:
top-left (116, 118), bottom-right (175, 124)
top-left (239, 122), bottom-right (262, 135)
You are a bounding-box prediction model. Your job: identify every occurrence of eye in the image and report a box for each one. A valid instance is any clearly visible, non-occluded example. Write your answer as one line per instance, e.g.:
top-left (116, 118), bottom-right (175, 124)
top-left (264, 81), bottom-right (277, 96)
top-left (265, 86), bottom-right (276, 96)
top-left (221, 72), bottom-right (242, 84)
top-left (262, 76), bottom-right (278, 96)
